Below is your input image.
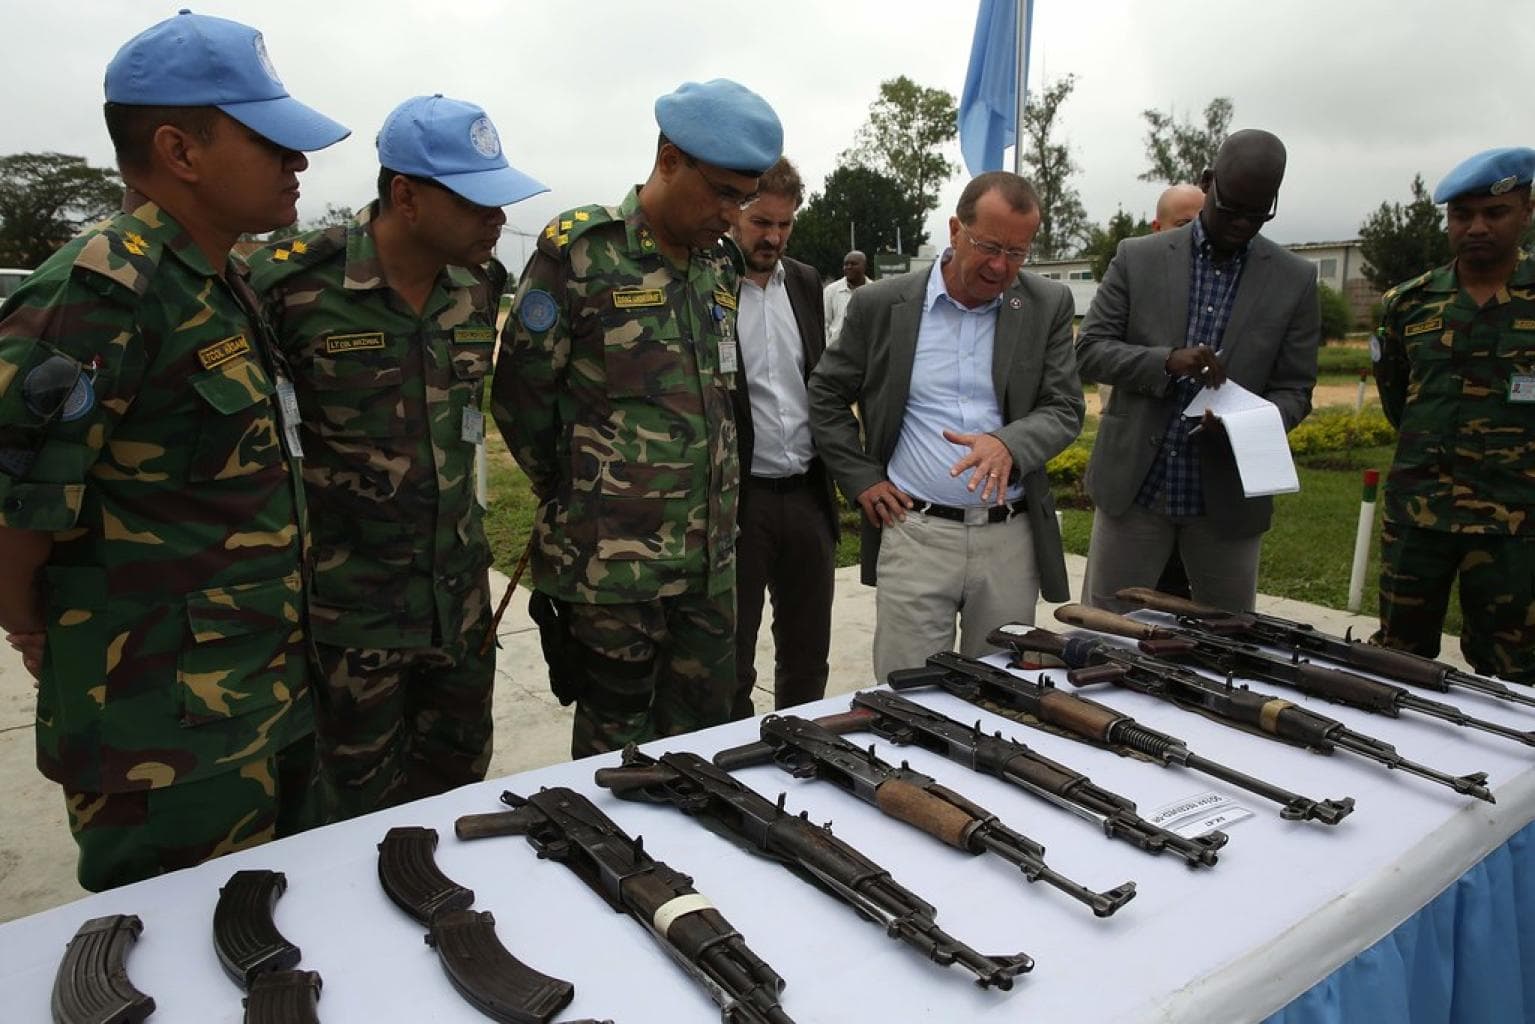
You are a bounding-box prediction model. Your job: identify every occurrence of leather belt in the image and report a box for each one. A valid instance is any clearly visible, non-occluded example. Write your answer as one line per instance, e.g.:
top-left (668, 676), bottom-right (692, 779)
top-left (909, 497), bottom-right (1027, 525)
top-left (748, 473), bottom-right (810, 493)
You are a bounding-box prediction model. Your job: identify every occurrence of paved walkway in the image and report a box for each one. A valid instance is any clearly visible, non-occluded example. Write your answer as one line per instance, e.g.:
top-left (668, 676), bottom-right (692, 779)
top-left (0, 554), bottom-right (1464, 923)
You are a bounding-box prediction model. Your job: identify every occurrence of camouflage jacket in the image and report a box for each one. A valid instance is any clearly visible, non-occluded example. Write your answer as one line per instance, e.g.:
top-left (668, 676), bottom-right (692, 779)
top-left (491, 187), bottom-right (740, 604)
top-left (1376, 252), bottom-right (1535, 535)
top-left (0, 193), bottom-right (312, 793)
top-left (248, 202), bottom-right (505, 649)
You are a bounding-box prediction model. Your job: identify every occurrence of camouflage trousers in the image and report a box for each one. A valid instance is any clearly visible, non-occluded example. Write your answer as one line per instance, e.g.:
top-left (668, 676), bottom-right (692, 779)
top-left (313, 584), bottom-right (496, 821)
top-left (564, 589), bottom-right (736, 759)
top-left (1376, 521), bottom-right (1535, 685)
top-left (63, 737), bottom-right (318, 892)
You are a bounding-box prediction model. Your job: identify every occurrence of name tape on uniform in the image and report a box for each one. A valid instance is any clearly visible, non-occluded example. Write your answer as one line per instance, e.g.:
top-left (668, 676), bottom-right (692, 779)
top-left (325, 332), bottom-right (386, 354)
top-left (612, 288), bottom-right (666, 309)
top-left (453, 326), bottom-right (495, 345)
top-left (197, 335), bottom-right (251, 370)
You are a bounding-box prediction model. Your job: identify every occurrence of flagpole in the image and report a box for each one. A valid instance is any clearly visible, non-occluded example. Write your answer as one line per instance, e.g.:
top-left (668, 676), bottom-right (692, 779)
top-left (1012, 0), bottom-right (1032, 175)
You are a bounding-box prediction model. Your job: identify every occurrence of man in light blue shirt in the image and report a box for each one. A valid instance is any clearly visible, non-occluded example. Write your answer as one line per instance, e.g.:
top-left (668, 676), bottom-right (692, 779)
top-left (809, 172), bottom-right (1083, 681)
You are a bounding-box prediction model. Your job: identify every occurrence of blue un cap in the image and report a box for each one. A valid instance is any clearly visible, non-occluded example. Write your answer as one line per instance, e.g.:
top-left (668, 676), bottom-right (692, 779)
top-left (1432, 147), bottom-right (1535, 204)
top-left (104, 10), bottom-right (349, 152)
top-left (655, 79), bottom-right (783, 176)
top-left (377, 95), bottom-right (548, 208)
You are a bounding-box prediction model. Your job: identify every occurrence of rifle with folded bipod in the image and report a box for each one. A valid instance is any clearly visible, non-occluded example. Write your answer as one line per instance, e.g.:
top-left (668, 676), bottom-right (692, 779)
top-left (1056, 603), bottom-right (1535, 748)
top-left (594, 746), bottom-right (1032, 990)
top-left (896, 647), bottom-right (1354, 826)
top-left (999, 624), bottom-right (1495, 804)
top-left (457, 787), bottom-right (795, 1024)
top-left (714, 713), bottom-right (1137, 918)
top-left (1117, 586), bottom-right (1535, 711)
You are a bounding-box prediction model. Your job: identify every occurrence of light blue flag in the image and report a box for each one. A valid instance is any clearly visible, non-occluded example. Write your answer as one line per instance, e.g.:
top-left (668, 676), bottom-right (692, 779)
top-left (958, 0), bottom-right (1031, 175)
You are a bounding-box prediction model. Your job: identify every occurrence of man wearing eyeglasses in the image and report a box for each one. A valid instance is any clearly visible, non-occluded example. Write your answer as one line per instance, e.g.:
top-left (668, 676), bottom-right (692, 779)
top-left (248, 96), bottom-right (546, 820)
top-left (1077, 129), bottom-right (1320, 614)
top-left (492, 79), bottom-right (782, 757)
top-left (809, 172), bottom-right (1084, 681)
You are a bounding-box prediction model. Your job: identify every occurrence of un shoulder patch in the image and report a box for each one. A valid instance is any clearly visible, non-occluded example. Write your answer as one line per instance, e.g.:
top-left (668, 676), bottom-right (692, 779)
top-left (520, 289), bottom-right (559, 333)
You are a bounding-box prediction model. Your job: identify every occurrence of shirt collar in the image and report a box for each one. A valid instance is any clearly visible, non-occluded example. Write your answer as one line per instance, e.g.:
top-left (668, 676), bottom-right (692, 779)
top-left (119, 189), bottom-right (220, 279)
top-left (925, 248), bottom-right (1003, 314)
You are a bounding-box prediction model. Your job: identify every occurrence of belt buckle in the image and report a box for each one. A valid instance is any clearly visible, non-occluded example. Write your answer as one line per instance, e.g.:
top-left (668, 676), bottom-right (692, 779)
top-left (963, 506), bottom-right (989, 527)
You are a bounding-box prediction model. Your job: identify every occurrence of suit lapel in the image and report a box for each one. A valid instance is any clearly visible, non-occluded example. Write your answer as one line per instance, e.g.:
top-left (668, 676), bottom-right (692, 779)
top-left (886, 272), bottom-right (927, 418)
top-left (1221, 237), bottom-right (1273, 354)
top-left (783, 262), bottom-right (823, 380)
top-left (991, 277), bottom-right (1026, 406)
top-left (1164, 229), bottom-right (1192, 341)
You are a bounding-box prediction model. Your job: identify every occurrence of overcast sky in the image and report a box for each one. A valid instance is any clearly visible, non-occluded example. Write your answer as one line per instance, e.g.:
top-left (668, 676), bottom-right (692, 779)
top-left (8, 1), bottom-right (1529, 270)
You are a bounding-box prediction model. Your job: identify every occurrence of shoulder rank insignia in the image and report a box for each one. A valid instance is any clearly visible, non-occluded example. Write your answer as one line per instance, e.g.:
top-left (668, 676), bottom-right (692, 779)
top-left (712, 288), bottom-right (737, 311)
top-left (198, 335), bottom-right (251, 370)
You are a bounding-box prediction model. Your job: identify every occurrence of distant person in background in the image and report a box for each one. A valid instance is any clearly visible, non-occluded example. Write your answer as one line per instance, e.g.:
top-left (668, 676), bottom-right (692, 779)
top-left (1077, 130), bottom-right (1320, 614)
top-left (1371, 146), bottom-right (1535, 683)
top-left (823, 250), bottom-right (868, 343)
top-left (727, 157), bottom-right (839, 718)
top-left (1153, 183), bottom-right (1206, 232)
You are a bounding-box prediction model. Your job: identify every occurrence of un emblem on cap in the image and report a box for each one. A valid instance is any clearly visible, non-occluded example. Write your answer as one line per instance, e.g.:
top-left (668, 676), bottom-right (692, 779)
top-left (470, 116), bottom-right (501, 160)
top-left (252, 32), bottom-right (283, 87)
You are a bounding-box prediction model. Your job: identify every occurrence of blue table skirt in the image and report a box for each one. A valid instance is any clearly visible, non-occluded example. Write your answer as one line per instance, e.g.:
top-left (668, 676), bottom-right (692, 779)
top-left (1266, 819), bottom-right (1535, 1024)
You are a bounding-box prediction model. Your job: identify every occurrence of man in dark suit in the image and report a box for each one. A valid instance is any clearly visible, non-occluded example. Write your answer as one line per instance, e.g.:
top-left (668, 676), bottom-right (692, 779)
top-left (1078, 129), bottom-right (1320, 613)
top-left (727, 157), bottom-right (840, 718)
top-left (809, 172), bottom-right (1083, 682)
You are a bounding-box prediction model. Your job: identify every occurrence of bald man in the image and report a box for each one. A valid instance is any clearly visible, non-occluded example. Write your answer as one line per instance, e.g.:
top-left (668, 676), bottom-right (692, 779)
top-left (1153, 183), bottom-right (1205, 232)
top-left (823, 249), bottom-right (868, 343)
top-left (1077, 130), bottom-right (1320, 613)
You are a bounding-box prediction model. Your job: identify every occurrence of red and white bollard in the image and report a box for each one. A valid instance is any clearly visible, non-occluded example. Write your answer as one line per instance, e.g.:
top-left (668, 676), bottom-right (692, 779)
top-left (1346, 469), bottom-right (1379, 613)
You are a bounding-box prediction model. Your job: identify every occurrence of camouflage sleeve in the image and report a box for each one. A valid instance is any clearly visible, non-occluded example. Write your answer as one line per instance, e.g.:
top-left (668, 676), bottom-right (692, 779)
top-left (490, 234), bottom-right (569, 498)
top-left (1373, 292), bottom-right (1410, 428)
top-left (0, 270), bottom-right (144, 531)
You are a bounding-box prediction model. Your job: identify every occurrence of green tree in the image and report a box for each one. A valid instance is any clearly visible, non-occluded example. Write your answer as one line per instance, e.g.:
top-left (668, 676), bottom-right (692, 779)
top-left (841, 76), bottom-right (958, 220)
top-left (1082, 207), bottom-right (1152, 281)
top-left (1317, 282), bottom-right (1353, 341)
top-left (1017, 75), bottom-right (1091, 261)
top-left (1138, 97), bottom-right (1234, 184)
top-left (788, 166), bottom-right (925, 280)
top-left (0, 152), bottom-right (123, 268)
top-left (1357, 174), bottom-right (1452, 292)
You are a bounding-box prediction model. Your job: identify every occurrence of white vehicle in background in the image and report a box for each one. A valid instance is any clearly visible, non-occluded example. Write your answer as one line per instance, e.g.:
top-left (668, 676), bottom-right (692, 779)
top-left (0, 268), bottom-right (29, 300)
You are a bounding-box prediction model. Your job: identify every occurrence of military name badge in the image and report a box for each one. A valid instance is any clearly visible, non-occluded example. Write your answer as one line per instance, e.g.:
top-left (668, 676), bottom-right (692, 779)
top-left (613, 287), bottom-right (666, 309)
top-left (1403, 317), bottom-right (1443, 338)
top-left (198, 335), bottom-right (251, 370)
top-left (1510, 375), bottom-right (1535, 403)
top-left (1513, 319), bottom-right (1535, 331)
top-left (453, 326), bottom-right (496, 345)
top-left (325, 332), bottom-right (386, 354)
top-left (520, 289), bottom-right (559, 333)
top-left (274, 376), bottom-right (305, 458)
top-left (461, 406), bottom-right (486, 444)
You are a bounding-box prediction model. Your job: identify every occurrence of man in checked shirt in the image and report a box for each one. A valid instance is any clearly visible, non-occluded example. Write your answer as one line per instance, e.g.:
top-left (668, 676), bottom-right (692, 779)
top-left (1076, 130), bottom-right (1320, 613)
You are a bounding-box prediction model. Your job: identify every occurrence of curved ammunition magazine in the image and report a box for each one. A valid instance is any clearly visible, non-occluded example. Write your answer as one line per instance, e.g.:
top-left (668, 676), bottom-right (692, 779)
top-left (243, 970), bottom-right (321, 1024)
top-left (50, 914), bottom-right (155, 1024)
top-left (213, 869), bottom-right (301, 989)
top-left (377, 826), bottom-right (476, 926)
top-left (425, 910), bottom-right (575, 1024)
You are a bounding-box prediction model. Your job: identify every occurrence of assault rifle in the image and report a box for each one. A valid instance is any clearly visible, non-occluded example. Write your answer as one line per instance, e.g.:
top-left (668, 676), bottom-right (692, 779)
top-left (51, 914), bottom-right (155, 1024)
top-left (1117, 586), bottom-right (1535, 711)
top-left (1056, 604), bottom-right (1535, 747)
top-left (594, 747), bottom-right (1032, 989)
top-left (892, 649), bottom-right (1353, 825)
top-left (998, 624), bottom-right (1495, 803)
top-left (457, 787), bottom-right (795, 1024)
top-left (713, 714), bottom-right (1138, 918)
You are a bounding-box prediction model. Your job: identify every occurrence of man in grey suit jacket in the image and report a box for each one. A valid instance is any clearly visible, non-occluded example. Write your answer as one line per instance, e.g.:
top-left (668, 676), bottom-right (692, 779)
top-left (809, 172), bottom-right (1084, 681)
top-left (1078, 129), bottom-right (1320, 613)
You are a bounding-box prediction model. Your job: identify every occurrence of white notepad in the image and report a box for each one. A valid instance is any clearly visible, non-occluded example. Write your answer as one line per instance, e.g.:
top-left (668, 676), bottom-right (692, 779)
top-left (1184, 380), bottom-right (1300, 497)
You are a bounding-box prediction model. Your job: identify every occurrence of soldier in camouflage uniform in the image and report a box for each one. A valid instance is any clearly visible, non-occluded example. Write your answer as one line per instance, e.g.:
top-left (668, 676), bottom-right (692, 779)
top-left (492, 80), bottom-right (783, 757)
top-left (0, 12), bottom-right (348, 890)
top-left (249, 96), bottom-right (546, 819)
top-left (1373, 147), bottom-right (1535, 684)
